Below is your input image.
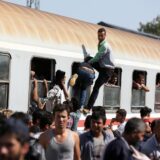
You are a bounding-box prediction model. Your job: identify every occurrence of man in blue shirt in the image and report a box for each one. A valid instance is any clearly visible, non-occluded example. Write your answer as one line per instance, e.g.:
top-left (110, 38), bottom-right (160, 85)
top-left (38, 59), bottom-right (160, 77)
top-left (80, 107), bottom-right (114, 160)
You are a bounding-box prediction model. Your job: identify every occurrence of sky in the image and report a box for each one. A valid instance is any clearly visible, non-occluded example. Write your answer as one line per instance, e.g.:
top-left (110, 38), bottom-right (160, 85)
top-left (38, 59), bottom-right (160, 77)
top-left (4, 0), bottom-right (160, 31)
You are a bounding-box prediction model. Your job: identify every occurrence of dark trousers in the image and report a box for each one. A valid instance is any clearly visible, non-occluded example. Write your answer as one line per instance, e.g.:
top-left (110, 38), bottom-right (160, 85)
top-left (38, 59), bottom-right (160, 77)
top-left (86, 62), bottom-right (113, 110)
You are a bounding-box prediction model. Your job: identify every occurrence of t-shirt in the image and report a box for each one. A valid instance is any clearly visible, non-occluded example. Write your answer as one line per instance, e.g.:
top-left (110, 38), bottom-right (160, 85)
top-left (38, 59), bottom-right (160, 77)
top-left (45, 85), bottom-right (65, 112)
top-left (93, 135), bottom-right (105, 160)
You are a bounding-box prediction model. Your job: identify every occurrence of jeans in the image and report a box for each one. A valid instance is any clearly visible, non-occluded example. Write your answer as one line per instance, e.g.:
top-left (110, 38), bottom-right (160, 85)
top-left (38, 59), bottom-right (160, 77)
top-left (70, 110), bottom-right (81, 131)
top-left (86, 62), bottom-right (113, 110)
top-left (76, 69), bottom-right (95, 108)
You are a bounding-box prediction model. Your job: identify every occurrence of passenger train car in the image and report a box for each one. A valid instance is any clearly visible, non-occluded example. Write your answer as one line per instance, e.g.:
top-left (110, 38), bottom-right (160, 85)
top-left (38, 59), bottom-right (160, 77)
top-left (0, 1), bottom-right (160, 127)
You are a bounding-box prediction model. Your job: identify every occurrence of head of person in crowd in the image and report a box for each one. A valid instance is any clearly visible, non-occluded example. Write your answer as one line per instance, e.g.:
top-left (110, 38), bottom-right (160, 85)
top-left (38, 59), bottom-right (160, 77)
top-left (140, 106), bottom-right (152, 120)
top-left (0, 118), bottom-right (29, 160)
top-left (115, 108), bottom-right (127, 123)
top-left (11, 112), bottom-right (33, 128)
top-left (32, 110), bottom-right (45, 126)
top-left (97, 28), bottom-right (106, 43)
top-left (39, 112), bottom-right (53, 132)
top-left (91, 107), bottom-right (106, 136)
top-left (63, 98), bottom-right (80, 113)
top-left (1, 109), bottom-right (14, 119)
top-left (55, 70), bottom-right (66, 88)
top-left (123, 117), bottom-right (146, 146)
top-left (53, 104), bottom-right (70, 131)
top-left (84, 115), bottom-right (92, 131)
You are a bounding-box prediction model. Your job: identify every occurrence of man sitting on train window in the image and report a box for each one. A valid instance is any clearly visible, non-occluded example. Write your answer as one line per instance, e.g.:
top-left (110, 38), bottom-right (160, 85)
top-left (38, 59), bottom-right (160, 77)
top-left (83, 28), bottom-right (115, 114)
top-left (132, 73), bottom-right (149, 92)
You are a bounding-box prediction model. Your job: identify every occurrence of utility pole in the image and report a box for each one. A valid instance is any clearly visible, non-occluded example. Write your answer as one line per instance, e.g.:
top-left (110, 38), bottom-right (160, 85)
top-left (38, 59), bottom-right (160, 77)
top-left (26, 0), bottom-right (40, 10)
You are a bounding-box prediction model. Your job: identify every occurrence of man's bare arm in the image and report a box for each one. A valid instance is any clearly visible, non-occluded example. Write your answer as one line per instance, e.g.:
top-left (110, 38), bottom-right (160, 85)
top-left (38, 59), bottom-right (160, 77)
top-left (73, 132), bottom-right (81, 160)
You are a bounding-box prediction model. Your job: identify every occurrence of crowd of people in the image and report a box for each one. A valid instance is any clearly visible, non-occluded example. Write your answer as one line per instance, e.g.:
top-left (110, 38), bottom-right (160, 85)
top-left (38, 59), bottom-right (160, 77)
top-left (0, 105), bottom-right (159, 160)
top-left (0, 27), bottom-right (159, 160)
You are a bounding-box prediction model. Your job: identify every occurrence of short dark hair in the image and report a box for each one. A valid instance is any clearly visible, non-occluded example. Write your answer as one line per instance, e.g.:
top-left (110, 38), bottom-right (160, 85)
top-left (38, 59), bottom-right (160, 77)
top-left (63, 98), bottom-right (80, 112)
top-left (98, 28), bottom-right (106, 34)
top-left (140, 106), bottom-right (152, 117)
top-left (53, 104), bottom-right (70, 116)
top-left (32, 110), bottom-right (45, 125)
top-left (91, 107), bottom-right (106, 125)
top-left (39, 112), bottom-right (53, 130)
top-left (124, 117), bottom-right (145, 134)
top-left (11, 112), bottom-right (32, 125)
top-left (116, 109), bottom-right (127, 118)
top-left (55, 70), bottom-right (65, 84)
top-left (0, 118), bottom-right (29, 145)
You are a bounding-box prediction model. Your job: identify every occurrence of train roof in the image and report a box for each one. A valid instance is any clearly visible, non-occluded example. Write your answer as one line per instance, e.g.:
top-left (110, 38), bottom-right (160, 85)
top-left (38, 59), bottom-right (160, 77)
top-left (0, 1), bottom-right (160, 65)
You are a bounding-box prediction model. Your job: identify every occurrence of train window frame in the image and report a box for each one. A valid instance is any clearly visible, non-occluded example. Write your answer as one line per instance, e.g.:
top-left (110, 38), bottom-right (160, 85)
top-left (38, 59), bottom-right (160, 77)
top-left (103, 67), bottom-right (122, 113)
top-left (131, 70), bottom-right (147, 113)
top-left (0, 53), bottom-right (11, 109)
top-left (29, 57), bottom-right (56, 107)
top-left (154, 73), bottom-right (160, 112)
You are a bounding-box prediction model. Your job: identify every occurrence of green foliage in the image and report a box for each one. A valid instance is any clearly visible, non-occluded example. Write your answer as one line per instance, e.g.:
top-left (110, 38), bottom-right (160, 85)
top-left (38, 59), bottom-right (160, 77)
top-left (138, 16), bottom-right (160, 36)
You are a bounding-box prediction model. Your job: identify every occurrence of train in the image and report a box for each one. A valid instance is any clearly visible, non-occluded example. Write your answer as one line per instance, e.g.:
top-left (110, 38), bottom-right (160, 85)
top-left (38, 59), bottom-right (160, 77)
top-left (0, 1), bottom-right (160, 128)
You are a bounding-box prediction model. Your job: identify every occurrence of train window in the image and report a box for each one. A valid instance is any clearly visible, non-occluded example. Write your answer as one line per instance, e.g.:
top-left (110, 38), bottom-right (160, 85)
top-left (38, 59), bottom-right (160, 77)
top-left (131, 71), bottom-right (149, 112)
top-left (0, 54), bottom-right (10, 109)
top-left (155, 73), bottom-right (160, 112)
top-left (30, 57), bottom-right (56, 106)
top-left (31, 57), bottom-right (56, 81)
top-left (103, 68), bottom-right (122, 112)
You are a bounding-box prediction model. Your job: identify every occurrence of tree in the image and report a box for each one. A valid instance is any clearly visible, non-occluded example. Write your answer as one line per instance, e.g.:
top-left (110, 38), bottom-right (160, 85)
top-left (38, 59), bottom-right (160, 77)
top-left (138, 16), bottom-right (160, 36)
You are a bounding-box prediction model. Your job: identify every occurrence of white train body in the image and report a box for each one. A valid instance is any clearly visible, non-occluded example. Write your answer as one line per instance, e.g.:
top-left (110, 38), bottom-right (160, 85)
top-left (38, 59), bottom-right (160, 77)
top-left (0, 1), bottom-right (160, 125)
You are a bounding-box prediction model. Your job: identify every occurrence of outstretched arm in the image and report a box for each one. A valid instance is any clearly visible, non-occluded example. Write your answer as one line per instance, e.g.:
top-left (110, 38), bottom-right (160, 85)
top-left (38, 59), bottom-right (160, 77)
top-left (32, 79), bottom-right (45, 110)
top-left (141, 84), bottom-right (150, 92)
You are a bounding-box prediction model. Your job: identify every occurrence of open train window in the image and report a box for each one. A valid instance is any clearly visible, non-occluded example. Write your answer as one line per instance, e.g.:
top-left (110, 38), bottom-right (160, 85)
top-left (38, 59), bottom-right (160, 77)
top-left (31, 57), bottom-right (56, 81)
top-left (131, 70), bottom-right (149, 112)
top-left (30, 57), bottom-right (56, 107)
top-left (0, 53), bottom-right (10, 109)
top-left (155, 73), bottom-right (160, 112)
top-left (103, 68), bottom-right (122, 112)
